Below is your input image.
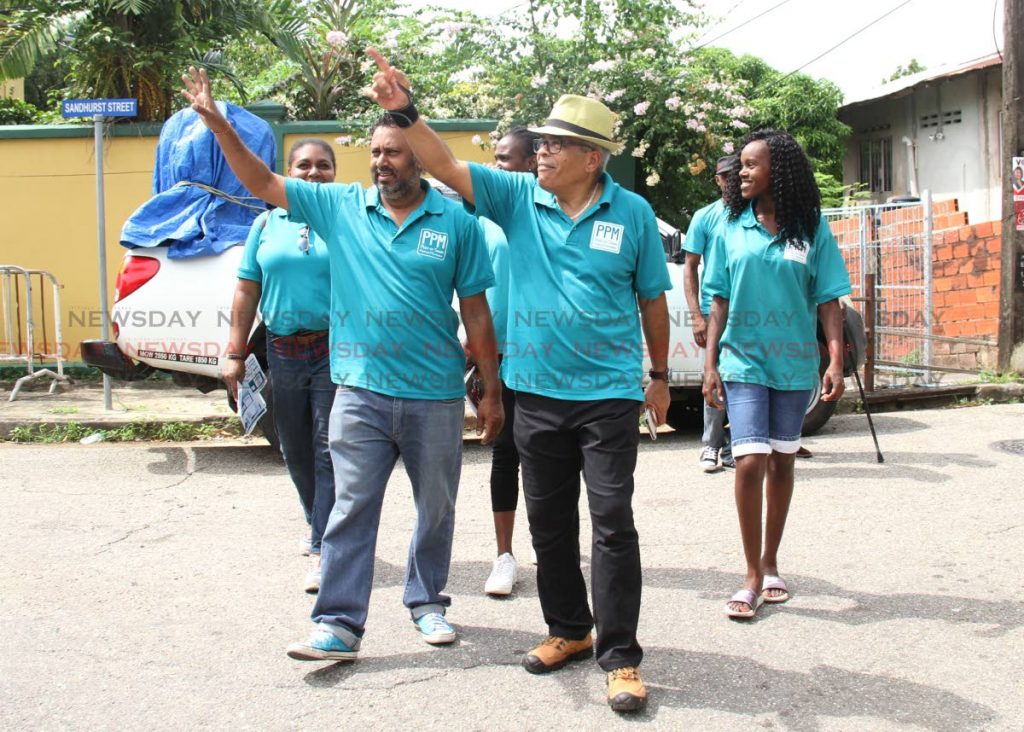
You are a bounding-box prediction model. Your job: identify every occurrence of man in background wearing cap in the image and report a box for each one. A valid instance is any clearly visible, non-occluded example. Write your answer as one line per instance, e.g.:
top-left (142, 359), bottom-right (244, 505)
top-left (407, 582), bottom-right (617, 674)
top-left (682, 154), bottom-right (738, 473)
top-left (367, 48), bottom-right (671, 713)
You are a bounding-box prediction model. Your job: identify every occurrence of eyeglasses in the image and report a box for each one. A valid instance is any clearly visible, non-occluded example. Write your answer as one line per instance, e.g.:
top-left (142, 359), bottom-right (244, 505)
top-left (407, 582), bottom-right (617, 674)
top-left (532, 137), bottom-right (596, 155)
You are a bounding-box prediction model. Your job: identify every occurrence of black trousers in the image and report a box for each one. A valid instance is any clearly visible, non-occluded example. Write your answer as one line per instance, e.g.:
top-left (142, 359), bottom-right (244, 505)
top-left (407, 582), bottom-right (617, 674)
top-left (514, 391), bottom-right (643, 671)
top-left (490, 381), bottom-right (520, 512)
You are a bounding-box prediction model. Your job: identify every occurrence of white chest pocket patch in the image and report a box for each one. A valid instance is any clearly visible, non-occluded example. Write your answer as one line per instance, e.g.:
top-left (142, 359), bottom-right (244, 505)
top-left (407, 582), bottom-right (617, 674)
top-left (417, 229), bottom-right (449, 260)
top-left (590, 221), bottom-right (625, 254)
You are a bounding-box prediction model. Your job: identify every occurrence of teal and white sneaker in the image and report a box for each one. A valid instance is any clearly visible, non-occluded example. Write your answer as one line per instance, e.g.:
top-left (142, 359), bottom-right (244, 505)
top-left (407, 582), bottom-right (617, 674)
top-left (286, 628), bottom-right (358, 662)
top-left (414, 612), bottom-right (456, 645)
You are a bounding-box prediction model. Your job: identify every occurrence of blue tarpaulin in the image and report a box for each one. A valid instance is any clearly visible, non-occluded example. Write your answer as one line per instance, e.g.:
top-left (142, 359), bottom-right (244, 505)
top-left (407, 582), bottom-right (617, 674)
top-left (120, 102), bottom-right (275, 259)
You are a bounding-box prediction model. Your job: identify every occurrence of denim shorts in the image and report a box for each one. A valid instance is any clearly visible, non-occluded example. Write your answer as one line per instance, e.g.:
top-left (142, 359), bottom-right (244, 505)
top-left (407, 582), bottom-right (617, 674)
top-left (722, 382), bottom-right (813, 457)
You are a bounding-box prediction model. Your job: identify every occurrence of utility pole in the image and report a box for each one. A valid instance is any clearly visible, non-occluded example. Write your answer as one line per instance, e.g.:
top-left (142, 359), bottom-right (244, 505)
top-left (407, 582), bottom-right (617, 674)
top-left (998, 0), bottom-right (1024, 371)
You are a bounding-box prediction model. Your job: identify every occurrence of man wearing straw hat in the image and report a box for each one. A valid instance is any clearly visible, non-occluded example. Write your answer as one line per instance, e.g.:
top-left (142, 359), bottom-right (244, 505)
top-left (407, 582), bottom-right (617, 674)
top-left (367, 49), bottom-right (672, 713)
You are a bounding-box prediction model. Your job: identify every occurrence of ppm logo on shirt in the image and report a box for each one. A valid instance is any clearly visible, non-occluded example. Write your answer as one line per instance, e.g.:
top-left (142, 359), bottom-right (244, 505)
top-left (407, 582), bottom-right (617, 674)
top-left (417, 229), bottom-right (449, 260)
top-left (590, 221), bottom-right (624, 254)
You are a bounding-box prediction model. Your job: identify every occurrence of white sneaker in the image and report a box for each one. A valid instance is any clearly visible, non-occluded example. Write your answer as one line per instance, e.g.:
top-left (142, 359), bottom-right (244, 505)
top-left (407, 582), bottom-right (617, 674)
top-left (299, 537), bottom-right (312, 556)
top-left (304, 555), bottom-right (321, 594)
top-left (699, 446), bottom-right (722, 473)
top-left (484, 552), bottom-right (518, 596)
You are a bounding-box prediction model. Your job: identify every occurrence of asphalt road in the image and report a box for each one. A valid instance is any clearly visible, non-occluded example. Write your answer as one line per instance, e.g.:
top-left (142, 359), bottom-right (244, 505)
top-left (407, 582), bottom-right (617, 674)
top-left (2, 404), bottom-right (1022, 730)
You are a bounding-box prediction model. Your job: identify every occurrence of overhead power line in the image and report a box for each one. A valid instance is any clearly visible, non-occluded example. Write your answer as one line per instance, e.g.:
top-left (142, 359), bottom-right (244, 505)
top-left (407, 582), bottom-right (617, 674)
top-left (993, 0), bottom-right (1003, 62)
top-left (775, 0), bottom-right (915, 83)
top-left (688, 0), bottom-right (796, 54)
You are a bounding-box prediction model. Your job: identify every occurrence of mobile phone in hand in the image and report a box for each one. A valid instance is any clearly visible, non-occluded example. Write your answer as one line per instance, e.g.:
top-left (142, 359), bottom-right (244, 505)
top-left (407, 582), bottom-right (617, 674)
top-left (464, 365), bottom-right (479, 417)
top-left (644, 406), bottom-right (657, 441)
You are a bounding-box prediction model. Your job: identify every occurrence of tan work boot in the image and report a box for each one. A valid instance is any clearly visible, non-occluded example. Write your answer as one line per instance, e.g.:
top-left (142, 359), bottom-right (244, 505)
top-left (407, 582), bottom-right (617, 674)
top-left (607, 666), bottom-right (647, 712)
top-left (522, 635), bottom-right (593, 674)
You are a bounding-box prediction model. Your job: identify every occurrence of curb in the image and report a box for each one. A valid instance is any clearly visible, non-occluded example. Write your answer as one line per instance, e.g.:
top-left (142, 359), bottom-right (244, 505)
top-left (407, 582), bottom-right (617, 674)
top-left (0, 415), bottom-right (235, 441)
top-left (3, 383), bottom-right (1021, 443)
top-left (834, 382), bottom-right (1023, 415)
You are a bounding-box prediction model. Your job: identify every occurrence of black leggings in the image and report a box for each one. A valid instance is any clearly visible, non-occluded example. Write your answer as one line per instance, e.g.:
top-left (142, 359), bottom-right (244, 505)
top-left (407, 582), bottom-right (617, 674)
top-left (490, 382), bottom-right (520, 512)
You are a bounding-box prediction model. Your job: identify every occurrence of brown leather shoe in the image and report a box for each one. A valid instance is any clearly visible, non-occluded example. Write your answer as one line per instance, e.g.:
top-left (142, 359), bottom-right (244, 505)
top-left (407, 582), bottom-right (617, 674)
top-left (522, 635), bottom-right (593, 674)
top-left (607, 666), bottom-right (647, 712)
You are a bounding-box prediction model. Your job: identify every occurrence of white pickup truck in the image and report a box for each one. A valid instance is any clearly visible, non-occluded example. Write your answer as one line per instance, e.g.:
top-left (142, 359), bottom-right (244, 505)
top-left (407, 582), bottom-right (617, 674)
top-left (80, 244), bottom-right (280, 447)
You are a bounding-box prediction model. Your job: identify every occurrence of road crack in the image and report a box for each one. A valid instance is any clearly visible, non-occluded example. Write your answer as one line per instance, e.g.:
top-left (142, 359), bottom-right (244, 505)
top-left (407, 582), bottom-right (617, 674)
top-left (93, 447), bottom-right (196, 554)
top-left (985, 524), bottom-right (1021, 537)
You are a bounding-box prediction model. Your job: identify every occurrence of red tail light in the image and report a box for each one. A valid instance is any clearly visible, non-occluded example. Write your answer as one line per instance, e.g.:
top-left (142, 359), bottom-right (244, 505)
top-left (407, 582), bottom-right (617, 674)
top-left (114, 255), bottom-right (160, 302)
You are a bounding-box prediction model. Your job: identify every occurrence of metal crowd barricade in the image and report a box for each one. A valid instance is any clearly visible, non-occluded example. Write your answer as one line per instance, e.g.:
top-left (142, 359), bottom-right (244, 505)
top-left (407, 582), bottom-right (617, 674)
top-left (0, 265), bottom-right (71, 401)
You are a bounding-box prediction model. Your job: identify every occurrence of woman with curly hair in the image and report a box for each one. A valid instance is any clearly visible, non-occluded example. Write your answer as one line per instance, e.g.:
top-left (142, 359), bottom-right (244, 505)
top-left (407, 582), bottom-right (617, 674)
top-left (702, 129), bottom-right (852, 618)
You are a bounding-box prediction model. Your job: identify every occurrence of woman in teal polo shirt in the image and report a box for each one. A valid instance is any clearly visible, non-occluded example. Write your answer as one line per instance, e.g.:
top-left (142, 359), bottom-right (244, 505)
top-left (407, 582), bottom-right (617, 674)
top-left (703, 129), bottom-right (851, 619)
top-left (223, 138), bottom-right (336, 594)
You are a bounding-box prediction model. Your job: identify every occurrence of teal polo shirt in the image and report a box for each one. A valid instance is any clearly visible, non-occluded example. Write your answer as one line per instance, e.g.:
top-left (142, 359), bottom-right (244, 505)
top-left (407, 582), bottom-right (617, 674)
top-left (682, 199), bottom-right (728, 315)
top-left (480, 217), bottom-right (510, 351)
top-left (467, 164), bottom-right (672, 401)
top-left (703, 203), bottom-right (852, 390)
top-left (285, 178), bottom-right (494, 399)
top-left (237, 208), bottom-right (331, 335)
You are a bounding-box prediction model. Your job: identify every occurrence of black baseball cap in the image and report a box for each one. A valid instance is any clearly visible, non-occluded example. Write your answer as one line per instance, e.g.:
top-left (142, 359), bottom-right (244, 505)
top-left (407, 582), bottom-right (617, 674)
top-left (715, 155), bottom-right (739, 175)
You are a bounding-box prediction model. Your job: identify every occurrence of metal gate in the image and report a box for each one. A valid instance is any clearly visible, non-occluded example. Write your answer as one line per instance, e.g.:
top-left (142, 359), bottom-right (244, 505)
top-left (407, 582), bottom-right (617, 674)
top-left (823, 192), bottom-right (995, 385)
top-left (1, 265), bottom-right (70, 400)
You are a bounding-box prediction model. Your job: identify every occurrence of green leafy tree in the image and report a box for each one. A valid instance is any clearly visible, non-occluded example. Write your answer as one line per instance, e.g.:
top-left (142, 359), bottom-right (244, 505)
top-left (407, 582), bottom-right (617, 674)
top-left (214, 0), bottom-right (409, 122)
top-left (815, 171), bottom-right (869, 208)
top-left (388, 0), bottom-right (733, 223)
top-left (212, 34), bottom-right (296, 107)
top-left (0, 0), bottom-right (272, 121)
top-left (0, 95), bottom-right (42, 123)
top-left (384, 0), bottom-right (850, 224)
top-left (365, 9), bottom-right (503, 121)
top-left (249, 0), bottom-right (377, 121)
top-left (884, 58), bottom-right (925, 84)
top-left (707, 50), bottom-right (851, 179)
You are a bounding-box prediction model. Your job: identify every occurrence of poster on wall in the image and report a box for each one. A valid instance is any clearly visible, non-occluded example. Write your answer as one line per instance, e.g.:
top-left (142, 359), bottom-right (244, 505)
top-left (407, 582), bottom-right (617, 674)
top-left (1013, 156), bottom-right (1024, 232)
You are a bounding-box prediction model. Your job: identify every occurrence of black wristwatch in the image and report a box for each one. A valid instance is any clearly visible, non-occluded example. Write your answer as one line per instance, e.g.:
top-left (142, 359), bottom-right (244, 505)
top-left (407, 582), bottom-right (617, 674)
top-left (648, 369), bottom-right (670, 381)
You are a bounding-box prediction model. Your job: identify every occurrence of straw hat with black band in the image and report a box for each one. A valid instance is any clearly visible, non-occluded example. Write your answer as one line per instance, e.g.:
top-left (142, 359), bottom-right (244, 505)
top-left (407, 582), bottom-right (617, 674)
top-left (529, 95), bottom-right (625, 155)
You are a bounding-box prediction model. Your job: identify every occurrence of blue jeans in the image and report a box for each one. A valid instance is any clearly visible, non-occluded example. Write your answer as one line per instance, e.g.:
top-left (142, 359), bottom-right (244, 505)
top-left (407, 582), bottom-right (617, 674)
top-left (722, 382), bottom-right (812, 457)
top-left (312, 387), bottom-right (464, 649)
top-left (267, 332), bottom-right (336, 554)
top-left (702, 400), bottom-right (731, 454)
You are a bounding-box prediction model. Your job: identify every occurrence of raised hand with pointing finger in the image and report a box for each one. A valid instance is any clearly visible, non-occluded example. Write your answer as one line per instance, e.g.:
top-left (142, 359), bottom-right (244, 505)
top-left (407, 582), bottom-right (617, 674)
top-left (366, 48), bottom-right (415, 115)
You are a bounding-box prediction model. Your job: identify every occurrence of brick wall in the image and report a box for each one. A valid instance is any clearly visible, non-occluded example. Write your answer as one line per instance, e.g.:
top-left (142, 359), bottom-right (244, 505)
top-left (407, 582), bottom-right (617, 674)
top-left (931, 219), bottom-right (1001, 370)
top-left (827, 199), bottom-right (1000, 371)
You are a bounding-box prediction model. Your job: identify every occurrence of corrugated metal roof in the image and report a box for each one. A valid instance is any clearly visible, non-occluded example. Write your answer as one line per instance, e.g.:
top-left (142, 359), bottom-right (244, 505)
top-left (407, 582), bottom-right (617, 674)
top-left (841, 53), bottom-right (1002, 109)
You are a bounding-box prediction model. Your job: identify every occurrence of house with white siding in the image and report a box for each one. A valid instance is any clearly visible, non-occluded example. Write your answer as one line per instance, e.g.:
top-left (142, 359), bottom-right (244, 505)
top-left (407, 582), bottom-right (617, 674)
top-left (837, 53), bottom-right (1003, 224)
